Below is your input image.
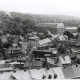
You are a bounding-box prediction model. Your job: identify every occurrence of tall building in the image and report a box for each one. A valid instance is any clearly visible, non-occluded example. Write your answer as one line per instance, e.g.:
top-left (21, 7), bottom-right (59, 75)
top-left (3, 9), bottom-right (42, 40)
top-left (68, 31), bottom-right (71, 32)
top-left (34, 23), bottom-right (66, 34)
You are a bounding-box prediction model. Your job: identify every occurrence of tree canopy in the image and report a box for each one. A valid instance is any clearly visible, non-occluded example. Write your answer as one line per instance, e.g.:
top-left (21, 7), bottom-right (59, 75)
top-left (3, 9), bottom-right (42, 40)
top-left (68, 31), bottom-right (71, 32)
top-left (0, 11), bottom-right (80, 36)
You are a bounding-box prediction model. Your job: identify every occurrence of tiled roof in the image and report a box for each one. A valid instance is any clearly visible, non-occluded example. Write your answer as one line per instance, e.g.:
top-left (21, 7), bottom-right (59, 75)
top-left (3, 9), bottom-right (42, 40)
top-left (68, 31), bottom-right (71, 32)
top-left (62, 65), bottom-right (80, 79)
top-left (0, 67), bottom-right (65, 79)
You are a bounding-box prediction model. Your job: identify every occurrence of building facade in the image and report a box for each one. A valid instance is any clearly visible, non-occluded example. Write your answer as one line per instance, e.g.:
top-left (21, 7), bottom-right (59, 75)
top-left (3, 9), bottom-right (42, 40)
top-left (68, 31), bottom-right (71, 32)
top-left (34, 23), bottom-right (66, 34)
top-left (65, 26), bottom-right (78, 33)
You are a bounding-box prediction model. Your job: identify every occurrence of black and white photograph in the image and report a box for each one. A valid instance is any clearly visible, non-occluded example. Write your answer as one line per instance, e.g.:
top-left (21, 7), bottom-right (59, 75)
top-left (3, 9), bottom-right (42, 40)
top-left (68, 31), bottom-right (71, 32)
top-left (0, 0), bottom-right (80, 79)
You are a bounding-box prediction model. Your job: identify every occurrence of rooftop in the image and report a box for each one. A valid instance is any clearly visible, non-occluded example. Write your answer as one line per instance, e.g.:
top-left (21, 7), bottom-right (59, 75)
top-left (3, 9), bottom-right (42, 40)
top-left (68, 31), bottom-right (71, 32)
top-left (39, 38), bottom-right (51, 46)
top-left (0, 67), bottom-right (65, 80)
top-left (34, 23), bottom-right (64, 28)
top-left (62, 64), bottom-right (80, 79)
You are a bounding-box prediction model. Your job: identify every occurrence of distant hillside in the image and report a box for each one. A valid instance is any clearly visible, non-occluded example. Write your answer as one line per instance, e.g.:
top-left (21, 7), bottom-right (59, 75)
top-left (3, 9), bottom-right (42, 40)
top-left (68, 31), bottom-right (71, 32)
top-left (0, 11), bottom-right (80, 35)
top-left (10, 12), bottom-right (80, 26)
top-left (29, 14), bottom-right (80, 26)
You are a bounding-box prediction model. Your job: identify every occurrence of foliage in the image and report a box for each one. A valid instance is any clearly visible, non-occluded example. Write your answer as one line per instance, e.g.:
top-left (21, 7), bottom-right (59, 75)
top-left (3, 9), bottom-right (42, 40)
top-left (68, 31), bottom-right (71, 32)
top-left (57, 43), bottom-right (67, 54)
top-left (63, 31), bottom-right (74, 40)
top-left (0, 11), bottom-right (80, 36)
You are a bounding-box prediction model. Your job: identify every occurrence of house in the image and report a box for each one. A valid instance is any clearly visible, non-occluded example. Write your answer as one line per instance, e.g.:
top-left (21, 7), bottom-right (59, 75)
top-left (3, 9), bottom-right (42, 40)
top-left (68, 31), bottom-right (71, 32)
top-left (28, 36), bottom-right (39, 41)
top-left (27, 67), bottom-right (64, 79)
top-left (7, 46), bottom-right (24, 59)
top-left (27, 38), bottom-right (51, 49)
top-left (38, 38), bottom-right (51, 46)
top-left (34, 23), bottom-right (66, 34)
top-left (32, 50), bottom-right (58, 66)
top-left (62, 65), bottom-right (80, 79)
top-left (32, 50), bottom-right (53, 58)
top-left (53, 34), bottom-right (68, 41)
top-left (0, 67), bottom-right (64, 80)
top-left (59, 55), bottom-right (71, 67)
top-left (65, 26), bottom-right (78, 33)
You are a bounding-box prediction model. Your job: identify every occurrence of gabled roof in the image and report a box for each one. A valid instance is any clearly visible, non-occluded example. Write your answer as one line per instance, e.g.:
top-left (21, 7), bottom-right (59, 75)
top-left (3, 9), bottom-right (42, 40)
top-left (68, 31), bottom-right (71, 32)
top-left (27, 67), bottom-right (65, 79)
top-left (39, 38), bottom-right (51, 46)
top-left (0, 67), bottom-right (65, 80)
top-left (59, 55), bottom-right (71, 65)
top-left (62, 65), bottom-right (80, 79)
top-left (62, 66), bottom-right (77, 79)
top-left (9, 74), bottom-right (17, 80)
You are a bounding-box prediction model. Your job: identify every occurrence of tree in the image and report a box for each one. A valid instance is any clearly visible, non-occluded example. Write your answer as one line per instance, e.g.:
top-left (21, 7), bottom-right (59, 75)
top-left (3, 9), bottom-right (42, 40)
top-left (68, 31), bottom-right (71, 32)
top-left (64, 31), bottom-right (74, 40)
top-left (3, 42), bottom-right (12, 48)
top-left (24, 29), bottom-right (33, 35)
top-left (57, 43), bottom-right (67, 54)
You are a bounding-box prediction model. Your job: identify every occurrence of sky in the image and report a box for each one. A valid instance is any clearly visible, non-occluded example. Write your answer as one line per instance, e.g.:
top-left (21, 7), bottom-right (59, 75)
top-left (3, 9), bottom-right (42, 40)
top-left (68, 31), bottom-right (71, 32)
top-left (0, 0), bottom-right (80, 17)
